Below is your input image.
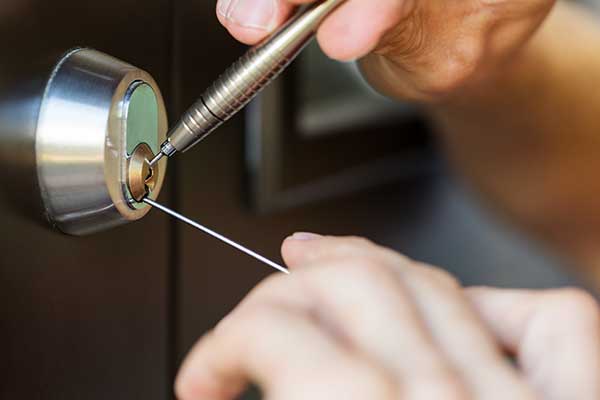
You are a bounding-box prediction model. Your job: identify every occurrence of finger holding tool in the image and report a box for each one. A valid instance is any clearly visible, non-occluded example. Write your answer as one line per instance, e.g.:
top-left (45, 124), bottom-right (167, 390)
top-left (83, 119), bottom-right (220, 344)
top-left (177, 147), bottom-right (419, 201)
top-left (149, 0), bottom-right (347, 167)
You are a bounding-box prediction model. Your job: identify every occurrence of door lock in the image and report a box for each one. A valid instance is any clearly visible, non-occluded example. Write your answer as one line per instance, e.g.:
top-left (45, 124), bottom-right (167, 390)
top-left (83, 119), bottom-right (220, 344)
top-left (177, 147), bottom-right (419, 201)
top-left (19, 48), bottom-right (168, 235)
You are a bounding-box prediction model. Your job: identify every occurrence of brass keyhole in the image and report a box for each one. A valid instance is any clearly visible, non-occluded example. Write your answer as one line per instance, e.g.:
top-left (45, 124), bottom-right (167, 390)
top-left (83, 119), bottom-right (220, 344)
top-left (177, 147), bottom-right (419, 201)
top-left (127, 143), bottom-right (160, 202)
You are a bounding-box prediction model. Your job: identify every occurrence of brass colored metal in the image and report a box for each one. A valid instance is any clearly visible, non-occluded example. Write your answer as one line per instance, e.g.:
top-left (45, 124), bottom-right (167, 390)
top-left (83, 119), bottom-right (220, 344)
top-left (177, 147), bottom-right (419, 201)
top-left (128, 143), bottom-right (159, 202)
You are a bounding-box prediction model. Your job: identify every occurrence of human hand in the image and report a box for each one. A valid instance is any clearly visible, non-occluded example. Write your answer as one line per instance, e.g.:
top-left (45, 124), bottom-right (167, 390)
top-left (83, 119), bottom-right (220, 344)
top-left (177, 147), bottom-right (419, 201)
top-left (175, 234), bottom-right (600, 399)
top-left (215, 0), bottom-right (555, 101)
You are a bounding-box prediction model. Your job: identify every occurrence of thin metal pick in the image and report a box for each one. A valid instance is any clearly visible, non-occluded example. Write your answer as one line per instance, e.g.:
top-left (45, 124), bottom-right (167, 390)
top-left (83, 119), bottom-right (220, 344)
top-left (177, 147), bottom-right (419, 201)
top-left (148, 152), bottom-right (164, 167)
top-left (143, 197), bottom-right (290, 274)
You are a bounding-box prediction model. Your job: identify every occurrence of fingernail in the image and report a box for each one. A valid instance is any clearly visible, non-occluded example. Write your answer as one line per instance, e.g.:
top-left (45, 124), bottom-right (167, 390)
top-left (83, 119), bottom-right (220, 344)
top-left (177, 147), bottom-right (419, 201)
top-left (290, 232), bottom-right (322, 241)
top-left (219, 0), bottom-right (278, 30)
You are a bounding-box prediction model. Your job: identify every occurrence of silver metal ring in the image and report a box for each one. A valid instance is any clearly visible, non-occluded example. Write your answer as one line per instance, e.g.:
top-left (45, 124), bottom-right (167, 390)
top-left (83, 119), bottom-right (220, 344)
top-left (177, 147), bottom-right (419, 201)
top-left (34, 48), bottom-right (168, 235)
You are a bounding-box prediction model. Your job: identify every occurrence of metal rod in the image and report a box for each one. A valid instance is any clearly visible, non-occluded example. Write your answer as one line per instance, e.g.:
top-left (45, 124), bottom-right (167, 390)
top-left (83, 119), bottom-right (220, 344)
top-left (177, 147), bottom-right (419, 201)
top-left (157, 0), bottom-right (347, 159)
top-left (147, 152), bottom-right (164, 167)
top-left (143, 197), bottom-right (289, 274)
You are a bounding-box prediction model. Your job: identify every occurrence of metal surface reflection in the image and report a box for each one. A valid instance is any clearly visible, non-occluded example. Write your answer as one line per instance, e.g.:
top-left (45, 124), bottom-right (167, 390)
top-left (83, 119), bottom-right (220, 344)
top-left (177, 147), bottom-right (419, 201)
top-left (0, 1), bottom-right (171, 398)
top-left (0, 48), bottom-right (168, 235)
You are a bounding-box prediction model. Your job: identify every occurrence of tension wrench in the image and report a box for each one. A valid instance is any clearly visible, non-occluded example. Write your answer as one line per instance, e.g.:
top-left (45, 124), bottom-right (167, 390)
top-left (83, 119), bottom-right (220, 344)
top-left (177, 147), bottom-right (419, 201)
top-left (143, 197), bottom-right (289, 274)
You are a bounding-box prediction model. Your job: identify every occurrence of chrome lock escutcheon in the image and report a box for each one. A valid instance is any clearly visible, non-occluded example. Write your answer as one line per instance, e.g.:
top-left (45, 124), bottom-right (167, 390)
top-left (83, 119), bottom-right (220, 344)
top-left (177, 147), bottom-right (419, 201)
top-left (33, 48), bottom-right (168, 235)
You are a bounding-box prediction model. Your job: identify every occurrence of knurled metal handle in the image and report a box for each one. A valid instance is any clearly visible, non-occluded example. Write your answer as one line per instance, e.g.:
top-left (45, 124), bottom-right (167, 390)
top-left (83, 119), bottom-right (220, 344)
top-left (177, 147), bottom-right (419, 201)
top-left (165, 0), bottom-right (346, 154)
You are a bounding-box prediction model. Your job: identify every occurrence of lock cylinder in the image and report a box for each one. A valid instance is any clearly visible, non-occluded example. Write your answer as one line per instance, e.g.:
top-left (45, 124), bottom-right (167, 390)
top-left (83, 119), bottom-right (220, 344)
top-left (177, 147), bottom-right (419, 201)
top-left (127, 143), bottom-right (160, 203)
top-left (34, 48), bottom-right (168, 235)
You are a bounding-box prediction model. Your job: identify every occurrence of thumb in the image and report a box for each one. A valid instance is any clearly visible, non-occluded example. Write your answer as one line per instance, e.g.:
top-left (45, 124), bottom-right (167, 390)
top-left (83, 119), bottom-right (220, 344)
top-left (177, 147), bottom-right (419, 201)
top-left (466, 287), bottom-right (600, 399)
top-left (216, 0), bottom-right (302, 45)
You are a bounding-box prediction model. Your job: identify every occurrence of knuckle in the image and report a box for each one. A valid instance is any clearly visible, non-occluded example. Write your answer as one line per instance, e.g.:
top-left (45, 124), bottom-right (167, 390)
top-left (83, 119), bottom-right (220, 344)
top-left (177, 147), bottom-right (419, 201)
top-left (415, 263), bottom-right (461, 290)
top-left (407, 376), bottom-right (469, 400)
top-left (346, 364), bottom-right (397, 399)
top-left (376, 8), bottom-right (427, 60)
top-left (253, 273), bottom-right (285, 294)
top-left (344, 254), bottom-right (391, 279)
top-left (421, 40), bottom-right (482, 96)
top-left (216, 302), bottom-right (274, 337)
top-left (239, 302), bottom-right (279, 324)
top-left (239, 274), bottom-right (288, 305)
top-left (549, 288), bottom-right (600, 326)
top-left (435, 380), bottom-right (470, 400)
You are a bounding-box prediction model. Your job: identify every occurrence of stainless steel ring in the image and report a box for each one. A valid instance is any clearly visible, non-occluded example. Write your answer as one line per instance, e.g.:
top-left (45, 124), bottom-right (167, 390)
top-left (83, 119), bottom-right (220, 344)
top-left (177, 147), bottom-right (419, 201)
top-left (32, 48), bottom-right (168, 235)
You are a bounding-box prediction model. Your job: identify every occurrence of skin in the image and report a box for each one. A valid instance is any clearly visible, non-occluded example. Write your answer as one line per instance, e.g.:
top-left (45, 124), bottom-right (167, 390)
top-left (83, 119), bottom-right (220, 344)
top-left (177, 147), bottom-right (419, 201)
top-left (217, 0), bottom-right (600, 284)
top-left (176, 235), bottom-right (600, 400)
top-left (176, 1), bottom-right (600, 398)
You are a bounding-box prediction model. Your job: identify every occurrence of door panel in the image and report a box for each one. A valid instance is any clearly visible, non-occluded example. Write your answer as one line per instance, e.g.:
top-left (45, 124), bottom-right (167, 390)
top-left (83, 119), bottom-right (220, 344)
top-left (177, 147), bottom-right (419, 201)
top-left (0, 1), bottom-right (172, 398)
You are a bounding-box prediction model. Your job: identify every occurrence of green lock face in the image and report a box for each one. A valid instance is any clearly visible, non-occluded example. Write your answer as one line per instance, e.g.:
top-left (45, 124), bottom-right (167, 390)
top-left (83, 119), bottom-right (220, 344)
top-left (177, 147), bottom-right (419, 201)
top-left (126, 82), bottom-right (159, 155)
top-left (123, 82), bottom-right (161, 209)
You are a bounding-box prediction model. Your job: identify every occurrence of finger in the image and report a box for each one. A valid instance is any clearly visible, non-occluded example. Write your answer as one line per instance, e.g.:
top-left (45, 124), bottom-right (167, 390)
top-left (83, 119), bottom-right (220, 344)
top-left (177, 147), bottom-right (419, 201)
top-left (216, 0), bottom-right (305, 45)
top-left (316, 0), bottom-right (411, 61)
top-left (395, 265), bottom-right (535, 399)
top-left (243, 259), bottom-right (469, 398)
top-left (175, 302), bottom-right (394, 400)
top-left (282, 235), bottom-right (535, 399)
top-left (216, 0), bottom-right (411, 61)
top-left (467, 287), bottom-right (600, 400)
top-left (282, 233), bottom-right (403, 268)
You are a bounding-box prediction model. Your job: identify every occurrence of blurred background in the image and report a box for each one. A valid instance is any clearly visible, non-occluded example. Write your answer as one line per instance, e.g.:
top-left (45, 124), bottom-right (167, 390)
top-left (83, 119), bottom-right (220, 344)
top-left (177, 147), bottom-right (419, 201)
top-left (0, 0), bottom-right (585, 399)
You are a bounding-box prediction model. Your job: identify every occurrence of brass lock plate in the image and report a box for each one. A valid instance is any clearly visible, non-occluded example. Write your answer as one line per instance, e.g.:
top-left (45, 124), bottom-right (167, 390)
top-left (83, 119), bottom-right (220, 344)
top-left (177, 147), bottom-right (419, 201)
top-left (122, 81), bottom-right (165, 208)
top-left (127, 143), bottom-right (159, 202)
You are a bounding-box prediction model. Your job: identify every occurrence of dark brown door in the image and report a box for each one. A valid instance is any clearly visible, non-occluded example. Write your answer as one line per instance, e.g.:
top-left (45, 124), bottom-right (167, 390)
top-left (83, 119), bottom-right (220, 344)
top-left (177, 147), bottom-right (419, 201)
top-left (0, 1), bottom-right (172, 398)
